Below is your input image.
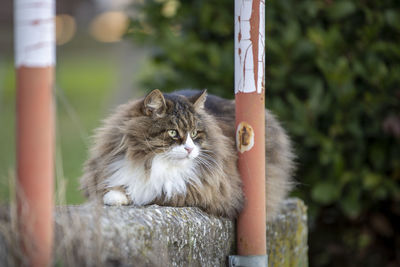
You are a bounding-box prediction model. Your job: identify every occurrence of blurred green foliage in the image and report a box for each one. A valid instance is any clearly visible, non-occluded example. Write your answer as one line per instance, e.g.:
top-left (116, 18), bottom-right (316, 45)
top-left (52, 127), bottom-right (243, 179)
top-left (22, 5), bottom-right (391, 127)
top-left (0, 51), bottom-right (116, 204)
top-left (55, 54), bottom-right (117, 204)
top-left (127, 0), bottom-right (400, 266)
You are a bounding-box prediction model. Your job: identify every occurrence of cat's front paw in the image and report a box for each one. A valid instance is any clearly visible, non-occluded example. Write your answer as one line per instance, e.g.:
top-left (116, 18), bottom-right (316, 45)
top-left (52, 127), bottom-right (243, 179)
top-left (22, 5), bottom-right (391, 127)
top-left (103, 190), bottom-right (129, 206)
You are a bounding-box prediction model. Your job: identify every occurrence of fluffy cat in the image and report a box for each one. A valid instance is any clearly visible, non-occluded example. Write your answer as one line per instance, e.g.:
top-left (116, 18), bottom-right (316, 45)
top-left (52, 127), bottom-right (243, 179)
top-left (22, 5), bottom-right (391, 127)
top-left (80, 89), bottom-right (295, 220)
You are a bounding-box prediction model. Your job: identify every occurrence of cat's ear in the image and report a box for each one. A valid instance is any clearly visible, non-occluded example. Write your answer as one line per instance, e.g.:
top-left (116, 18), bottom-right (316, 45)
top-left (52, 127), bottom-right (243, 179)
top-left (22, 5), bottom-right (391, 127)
top-left (191, 89), bottom-right (207, 110)
top-left (143, 89), bottom-right (166, 117)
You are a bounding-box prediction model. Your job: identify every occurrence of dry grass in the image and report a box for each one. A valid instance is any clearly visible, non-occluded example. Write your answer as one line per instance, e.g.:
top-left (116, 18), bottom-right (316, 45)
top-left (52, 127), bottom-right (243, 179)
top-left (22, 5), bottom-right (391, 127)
top-left (0, 172), bottom-right (30, 266)
top-left (0, 153), bottom-right (114, 267)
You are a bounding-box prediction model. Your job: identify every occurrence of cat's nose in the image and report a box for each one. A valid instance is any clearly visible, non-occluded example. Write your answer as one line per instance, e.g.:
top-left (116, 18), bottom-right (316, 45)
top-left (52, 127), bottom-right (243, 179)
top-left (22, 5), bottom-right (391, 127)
top-left (184, 146), bottom-right (193, 154)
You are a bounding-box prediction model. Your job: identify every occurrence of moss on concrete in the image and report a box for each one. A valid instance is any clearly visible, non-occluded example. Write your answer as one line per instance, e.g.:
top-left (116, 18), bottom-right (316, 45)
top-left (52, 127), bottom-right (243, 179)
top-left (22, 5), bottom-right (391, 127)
top-left (0, 198), bottom-right (307, 266)
top-left (267, 198), bottom-right (308, 267)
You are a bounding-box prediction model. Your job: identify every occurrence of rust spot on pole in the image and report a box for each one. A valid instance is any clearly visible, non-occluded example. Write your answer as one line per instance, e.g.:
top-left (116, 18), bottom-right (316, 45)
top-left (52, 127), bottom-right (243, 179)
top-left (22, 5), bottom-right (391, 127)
top-left (249, 0), bottom-right (260, 93)
top-left (236, 121), bottom-right (255, 153)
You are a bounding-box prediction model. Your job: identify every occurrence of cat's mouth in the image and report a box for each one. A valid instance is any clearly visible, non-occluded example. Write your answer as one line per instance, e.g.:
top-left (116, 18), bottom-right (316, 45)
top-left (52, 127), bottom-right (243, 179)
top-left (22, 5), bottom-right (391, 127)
top-left (163, 152), bottom-right (192, 162)
top-left (169, 154), bottom-right (199, 164)
top-left (166, 145), bottom-right (199, 161)
top-left (175, 154), bottom-right (194, 160)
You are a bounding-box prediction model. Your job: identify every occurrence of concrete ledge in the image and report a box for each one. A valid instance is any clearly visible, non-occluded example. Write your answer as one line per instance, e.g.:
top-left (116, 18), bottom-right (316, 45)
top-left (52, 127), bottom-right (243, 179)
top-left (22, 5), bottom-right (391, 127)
top-left (1, 198), bottom-right (307, 266)
top-left (267, 198), bottom-right (308, 267)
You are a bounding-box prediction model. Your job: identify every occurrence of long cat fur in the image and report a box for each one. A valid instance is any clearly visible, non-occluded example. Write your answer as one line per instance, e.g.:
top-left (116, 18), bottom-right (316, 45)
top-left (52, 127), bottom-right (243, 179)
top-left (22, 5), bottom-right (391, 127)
top-left (80, 89), bottom-right (295, 220)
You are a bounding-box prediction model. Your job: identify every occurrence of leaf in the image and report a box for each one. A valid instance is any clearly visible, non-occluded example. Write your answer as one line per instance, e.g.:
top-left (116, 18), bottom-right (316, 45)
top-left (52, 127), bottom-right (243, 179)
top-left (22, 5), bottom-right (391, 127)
top-left (327, 1), bottom-right (357, 20)
top-left (312, 182), bottom-right (341, 205)
top-left (340, 187), bottom-right (362, 219)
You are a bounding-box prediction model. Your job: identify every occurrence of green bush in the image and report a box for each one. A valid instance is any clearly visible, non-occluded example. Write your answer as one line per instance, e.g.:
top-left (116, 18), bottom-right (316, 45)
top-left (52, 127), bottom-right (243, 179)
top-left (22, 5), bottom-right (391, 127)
top-left (127, 0), bottom-right (400, 266)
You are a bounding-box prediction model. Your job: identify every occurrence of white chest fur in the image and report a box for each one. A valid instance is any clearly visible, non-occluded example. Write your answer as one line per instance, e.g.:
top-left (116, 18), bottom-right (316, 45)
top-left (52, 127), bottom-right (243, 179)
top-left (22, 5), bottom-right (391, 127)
top-left (104, 155), bottom-right (200, 205)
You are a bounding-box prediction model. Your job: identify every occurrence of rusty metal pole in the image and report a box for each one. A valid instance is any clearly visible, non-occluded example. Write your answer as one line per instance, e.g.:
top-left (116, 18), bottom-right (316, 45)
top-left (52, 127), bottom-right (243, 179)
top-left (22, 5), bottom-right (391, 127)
top-left (230, 0), bottom-right (266, 266)
top-left (15, 0), bottom-right (55, 266)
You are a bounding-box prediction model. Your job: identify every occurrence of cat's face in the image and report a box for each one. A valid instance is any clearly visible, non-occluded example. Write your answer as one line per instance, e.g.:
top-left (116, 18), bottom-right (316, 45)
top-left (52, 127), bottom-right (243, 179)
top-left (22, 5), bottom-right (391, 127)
top-left (153, 111), bottom-right (204, 162)
top-left (130, 89), bottom-right (210, 164)
top-left (165, 131), bottom-right (200, 160)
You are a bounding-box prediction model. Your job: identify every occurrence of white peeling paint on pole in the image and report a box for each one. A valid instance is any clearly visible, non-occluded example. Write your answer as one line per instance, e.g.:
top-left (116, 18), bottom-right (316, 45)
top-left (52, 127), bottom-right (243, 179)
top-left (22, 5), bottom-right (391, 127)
top-left (15, 0), bottom-right (55, 67)
top-left (235, 0), bottom-right (265, 94)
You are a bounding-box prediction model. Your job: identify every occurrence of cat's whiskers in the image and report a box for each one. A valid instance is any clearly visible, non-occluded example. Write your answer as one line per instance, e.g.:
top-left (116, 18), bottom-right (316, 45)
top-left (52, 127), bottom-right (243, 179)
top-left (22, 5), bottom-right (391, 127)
top-left (195, 153), bottom-right (223, 175)
top-left (194, 157), bottom-right (213, 172)
top-left (199, 149), bottom-right (220, 159)
top-left (199, 150), bottom-right (223, 170)
top-left (160, 152), bottom-right (176, 162)
top-left (195, 160), bottom-right (221, 178)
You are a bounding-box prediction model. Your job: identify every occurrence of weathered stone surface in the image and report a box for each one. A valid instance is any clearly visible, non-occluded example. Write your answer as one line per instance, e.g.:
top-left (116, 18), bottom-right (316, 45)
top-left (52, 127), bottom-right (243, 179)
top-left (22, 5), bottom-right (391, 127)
top-left (0, 198), bottom-right (307, 266)
top-left (267, 198), bottom-right (308, 267)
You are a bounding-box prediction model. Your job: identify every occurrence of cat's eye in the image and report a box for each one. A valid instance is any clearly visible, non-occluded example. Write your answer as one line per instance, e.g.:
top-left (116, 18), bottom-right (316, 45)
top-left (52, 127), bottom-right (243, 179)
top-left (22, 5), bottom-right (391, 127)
top-left (191, 130), bottom-right (198, 138)
top-left (168, 130), bottom-right (178, 138)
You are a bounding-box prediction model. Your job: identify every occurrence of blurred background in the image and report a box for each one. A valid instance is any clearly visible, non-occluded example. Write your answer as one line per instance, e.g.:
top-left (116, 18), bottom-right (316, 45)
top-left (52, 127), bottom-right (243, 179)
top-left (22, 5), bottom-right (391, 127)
top-left (1, 0), bottom-right (399, 266)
